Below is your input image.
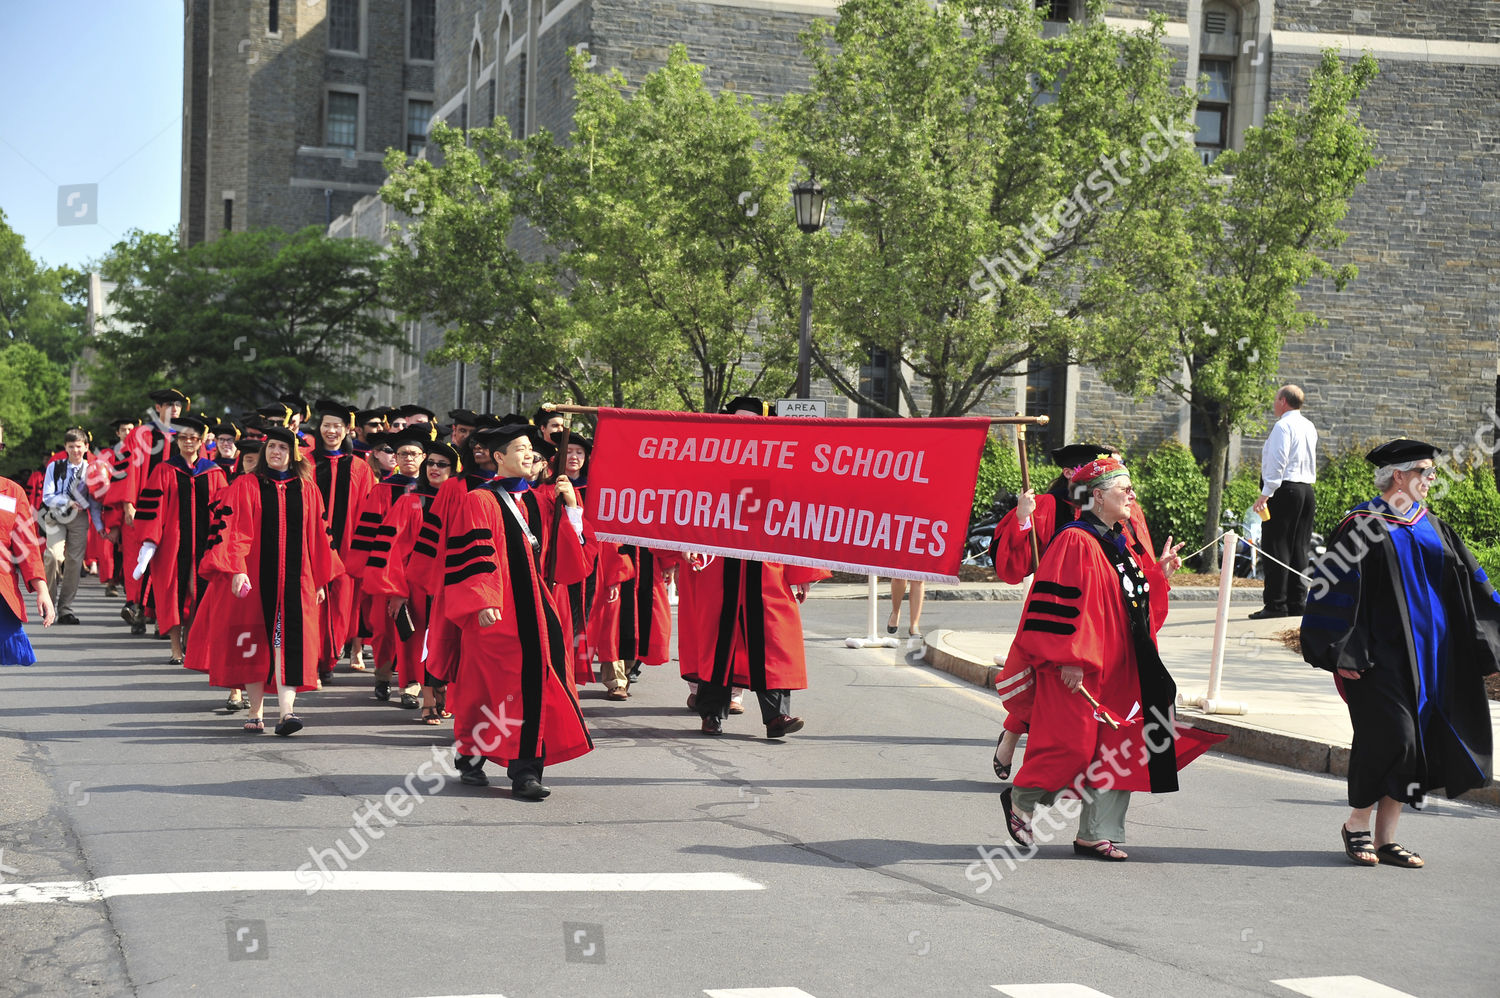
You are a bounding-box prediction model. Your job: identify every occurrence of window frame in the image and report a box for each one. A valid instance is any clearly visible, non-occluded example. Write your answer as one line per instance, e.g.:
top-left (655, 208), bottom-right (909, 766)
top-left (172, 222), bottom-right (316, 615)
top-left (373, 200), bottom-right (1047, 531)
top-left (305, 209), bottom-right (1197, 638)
top-left (405, 96), bottom-right (434, 157)
top-left (327, 0), bottom-right (366, 57)
top-left (324, 88), bottom-right (364, 150)
top-left (405, 0), bottom-right (435, 64)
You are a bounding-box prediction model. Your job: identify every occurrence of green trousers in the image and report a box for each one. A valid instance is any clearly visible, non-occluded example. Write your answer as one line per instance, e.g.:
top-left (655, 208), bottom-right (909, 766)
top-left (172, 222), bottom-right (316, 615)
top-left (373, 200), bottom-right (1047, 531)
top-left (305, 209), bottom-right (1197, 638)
top-left (1011, 785), bottom-right (1131, 843)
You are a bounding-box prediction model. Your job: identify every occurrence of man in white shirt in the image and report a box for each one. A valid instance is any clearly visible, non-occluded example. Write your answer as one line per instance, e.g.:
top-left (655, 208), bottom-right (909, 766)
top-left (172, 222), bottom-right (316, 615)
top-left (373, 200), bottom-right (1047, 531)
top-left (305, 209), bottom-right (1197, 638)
top-left (41, 428), bottom-right (105, 625)
top-left (1251, 385), bottom-right (1317, 619)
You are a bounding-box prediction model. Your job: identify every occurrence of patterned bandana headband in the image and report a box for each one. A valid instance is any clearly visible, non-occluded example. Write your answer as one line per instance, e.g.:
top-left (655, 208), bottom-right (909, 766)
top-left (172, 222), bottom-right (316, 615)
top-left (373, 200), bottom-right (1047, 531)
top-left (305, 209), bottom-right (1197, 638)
top-left (1067, 457), bottom-right (1128, 492)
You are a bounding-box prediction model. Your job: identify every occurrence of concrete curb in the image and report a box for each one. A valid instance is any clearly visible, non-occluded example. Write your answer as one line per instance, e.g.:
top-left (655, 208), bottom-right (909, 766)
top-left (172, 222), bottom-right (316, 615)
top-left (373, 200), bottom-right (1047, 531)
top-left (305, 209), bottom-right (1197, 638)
top-left (918, 630), bottom-right (1500, 809)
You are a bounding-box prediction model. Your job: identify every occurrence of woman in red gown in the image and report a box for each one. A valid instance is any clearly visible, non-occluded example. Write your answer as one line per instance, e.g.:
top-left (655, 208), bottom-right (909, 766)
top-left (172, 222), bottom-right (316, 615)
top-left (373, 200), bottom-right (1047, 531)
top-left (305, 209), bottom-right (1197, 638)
top-left (187, 427), bottom-right (339, 735)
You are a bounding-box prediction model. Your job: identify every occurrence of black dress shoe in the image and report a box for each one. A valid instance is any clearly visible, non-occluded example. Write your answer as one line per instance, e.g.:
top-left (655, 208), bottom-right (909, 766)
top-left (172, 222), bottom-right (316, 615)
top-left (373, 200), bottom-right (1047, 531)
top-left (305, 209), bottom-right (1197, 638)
top-left (459, 768), bottom-right (489, 786)
top-left (766, 715), bottom-right (804, 738)
top-left (1248, 608), bottom-right (1287, 620)
top-left (373, 680), bottom-right (391, 701)
top-left (511, 777), bottom-right (551, 800)
top-left (57, 612), bottom-right (80, 625)
top-left (701, 715), bottom-right (723, 735)
top-left (119, 602), bottom-right (136, 624)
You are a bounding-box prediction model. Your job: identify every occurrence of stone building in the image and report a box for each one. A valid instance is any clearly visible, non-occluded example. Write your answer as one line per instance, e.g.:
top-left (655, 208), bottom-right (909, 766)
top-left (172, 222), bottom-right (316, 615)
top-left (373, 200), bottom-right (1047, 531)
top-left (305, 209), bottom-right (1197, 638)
top-left (198, 1), bottom-right (1500, 469)
top-left (180, 0), bottom-right (438, 246)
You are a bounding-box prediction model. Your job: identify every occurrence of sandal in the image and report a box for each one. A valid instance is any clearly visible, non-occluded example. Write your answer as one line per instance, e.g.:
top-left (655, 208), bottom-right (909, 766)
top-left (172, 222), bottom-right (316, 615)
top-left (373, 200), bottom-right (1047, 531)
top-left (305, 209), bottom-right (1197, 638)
top-left (224, 696), bottom-right (245, 712)
top-left (274, 714), bottom-right (303, 737)
top-left (1073, 839), bottom-right (1128, 861)
top-left (420, 706), bottom-right (443, 725)
top-left (1375, 843), bottom-right (1424, 868)
top-left (993, 735), bottom-right (1011, 781)
top-left (1341, 825), bottom-right (1379, 866)
top-left (243, 718), bottom-right (265, 733)
top-left (1001, 787), bottom-right (1033, 847)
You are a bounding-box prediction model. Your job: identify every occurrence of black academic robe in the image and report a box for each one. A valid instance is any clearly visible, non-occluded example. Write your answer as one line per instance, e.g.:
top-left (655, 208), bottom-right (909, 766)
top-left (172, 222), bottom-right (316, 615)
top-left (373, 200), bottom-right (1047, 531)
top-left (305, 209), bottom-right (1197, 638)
top-left (1302, 503), bottom-right (1500, 805)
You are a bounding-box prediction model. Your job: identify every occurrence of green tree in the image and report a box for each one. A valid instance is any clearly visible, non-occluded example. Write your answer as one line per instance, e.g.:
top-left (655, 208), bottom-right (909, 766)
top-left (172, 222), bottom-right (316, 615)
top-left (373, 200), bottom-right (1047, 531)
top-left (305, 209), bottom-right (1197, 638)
top-left (88, 227), bottom-right (407, 420)
top-left (381, 122), bottom-right (568, 406)
top-left (1156, 51), bottom-right (1379, 566)
top-left (783, 0), bottom-right (1200, 416)
top-left (0, 341), bottom-right (71, 479)
top-left (0, 207), bottom-right (88, 367)
top-left (383, 46), bottom-right (802, 413)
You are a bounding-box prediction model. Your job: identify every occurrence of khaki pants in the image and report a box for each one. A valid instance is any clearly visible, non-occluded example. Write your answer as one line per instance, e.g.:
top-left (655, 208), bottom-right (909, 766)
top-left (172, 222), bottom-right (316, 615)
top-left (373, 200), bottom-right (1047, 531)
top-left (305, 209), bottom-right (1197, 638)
top-left (601, 659), bottom-right (630, 691)
top-left (44, 510), bottom-right (89, 615)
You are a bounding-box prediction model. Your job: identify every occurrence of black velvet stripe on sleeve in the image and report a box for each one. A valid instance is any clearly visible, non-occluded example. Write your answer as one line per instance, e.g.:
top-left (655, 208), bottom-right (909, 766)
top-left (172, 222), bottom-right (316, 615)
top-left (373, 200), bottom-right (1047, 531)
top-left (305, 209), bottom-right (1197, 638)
top-left (1022, 618), bottom-right (1077, 635)
top-left (1033, 580), bottom-right (1082, 599)
top-left (446, 543), bottom-right (497, 567)
top-left (135, 487), bottom-right (163, 522)
top-left (1029, 599), bottom-right (1080, 618)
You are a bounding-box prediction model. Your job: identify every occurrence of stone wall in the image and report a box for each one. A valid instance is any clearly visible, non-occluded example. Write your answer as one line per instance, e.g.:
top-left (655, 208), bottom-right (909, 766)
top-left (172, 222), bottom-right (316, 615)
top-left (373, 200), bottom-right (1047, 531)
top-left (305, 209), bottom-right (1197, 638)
top-left (1276, 0), bottom-right (1500, 44)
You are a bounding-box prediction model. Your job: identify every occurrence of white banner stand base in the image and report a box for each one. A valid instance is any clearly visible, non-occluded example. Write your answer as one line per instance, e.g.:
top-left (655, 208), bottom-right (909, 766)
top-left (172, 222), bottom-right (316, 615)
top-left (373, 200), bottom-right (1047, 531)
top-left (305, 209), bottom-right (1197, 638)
top-left (845, 574), bottom-right (901, 649)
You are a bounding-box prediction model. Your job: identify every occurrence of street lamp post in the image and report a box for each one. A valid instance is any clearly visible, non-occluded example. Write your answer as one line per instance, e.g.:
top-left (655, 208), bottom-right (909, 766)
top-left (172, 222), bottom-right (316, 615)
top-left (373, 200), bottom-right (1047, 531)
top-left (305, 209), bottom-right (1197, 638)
top-left (791, 177), bottom-right (828, 400)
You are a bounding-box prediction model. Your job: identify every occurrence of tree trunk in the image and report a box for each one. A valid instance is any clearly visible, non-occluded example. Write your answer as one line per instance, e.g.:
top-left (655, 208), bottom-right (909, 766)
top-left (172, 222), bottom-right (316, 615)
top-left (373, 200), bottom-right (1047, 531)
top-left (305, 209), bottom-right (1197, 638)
top-left (1200, 419), bottom-right (1232, 574)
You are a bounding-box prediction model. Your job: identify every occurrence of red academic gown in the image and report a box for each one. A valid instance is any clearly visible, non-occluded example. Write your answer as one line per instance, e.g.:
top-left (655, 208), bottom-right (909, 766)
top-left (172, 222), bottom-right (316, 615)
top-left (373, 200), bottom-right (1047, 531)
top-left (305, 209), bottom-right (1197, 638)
top-left (589, 544), bottom-right (674, 670)
top-left (349, 473), bottom-right (416, 668)
top-left (1006, 518), bottom-right (1178, 795)
top-left (310, 449), bottom-right (376, 667)
top-left (676, 555), bottom-right (828, 692)
top-left (121, 423), bottom-right (179, 607)
top-left (441, 481), bottom-right (593, 767)
top-left (993, 499), bottom-right (1168, 734)
top-left (134, 457), bottom-right (228, 632)
top-left (1, 478), bottom-right (45, 623)
top-left (416, 471), bottom-right (498, 684)
top-left (363, 485), bottom-right (439, 689)
top-left (187, 473), bottom-right (340, 691)
top-left (88, 446), bottom-right (130, 584)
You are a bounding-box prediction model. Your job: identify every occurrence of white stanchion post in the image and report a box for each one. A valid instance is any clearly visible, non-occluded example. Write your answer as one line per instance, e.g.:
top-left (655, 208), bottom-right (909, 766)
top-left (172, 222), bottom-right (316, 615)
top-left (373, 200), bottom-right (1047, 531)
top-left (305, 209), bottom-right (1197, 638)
top-left (845, 574), bottom-right (900, 649)
top-left (1182, 529), bottom-right (1249, 715)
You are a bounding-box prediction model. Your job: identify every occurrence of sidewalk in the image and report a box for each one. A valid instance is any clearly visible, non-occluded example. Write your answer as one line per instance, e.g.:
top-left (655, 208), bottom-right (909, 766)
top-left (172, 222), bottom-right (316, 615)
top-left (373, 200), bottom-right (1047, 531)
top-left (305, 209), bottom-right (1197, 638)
top-left (918, 603), bottom-right (1500, 809)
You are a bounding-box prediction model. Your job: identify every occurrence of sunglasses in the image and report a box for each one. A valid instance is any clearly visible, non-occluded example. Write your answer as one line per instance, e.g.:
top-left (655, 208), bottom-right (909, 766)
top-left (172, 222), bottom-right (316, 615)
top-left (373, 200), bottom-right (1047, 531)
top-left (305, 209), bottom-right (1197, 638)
top-left (427, 461), bottom-right (452, 470)
top-left (376, 446), bottom-right (395, 454)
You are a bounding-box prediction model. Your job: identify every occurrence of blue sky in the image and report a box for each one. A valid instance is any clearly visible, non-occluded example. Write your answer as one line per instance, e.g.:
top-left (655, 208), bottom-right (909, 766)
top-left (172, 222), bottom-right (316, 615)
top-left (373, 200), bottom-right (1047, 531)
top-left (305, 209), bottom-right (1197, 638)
top-left (0, 1), bottom-right (184, 270)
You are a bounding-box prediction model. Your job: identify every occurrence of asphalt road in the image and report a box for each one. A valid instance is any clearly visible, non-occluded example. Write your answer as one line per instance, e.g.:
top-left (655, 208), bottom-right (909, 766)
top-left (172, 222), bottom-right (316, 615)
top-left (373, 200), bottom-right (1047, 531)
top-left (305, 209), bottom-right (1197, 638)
top-left (2, 589), bottom-right (1497, 998)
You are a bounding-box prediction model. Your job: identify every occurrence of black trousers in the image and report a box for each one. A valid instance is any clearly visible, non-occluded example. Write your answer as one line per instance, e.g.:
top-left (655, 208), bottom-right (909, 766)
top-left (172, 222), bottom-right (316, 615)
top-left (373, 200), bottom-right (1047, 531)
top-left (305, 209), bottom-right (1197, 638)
top-left (696, 681), bottom-right (790, 724)
top-left (1263, 481), bottom-right (1315, 612)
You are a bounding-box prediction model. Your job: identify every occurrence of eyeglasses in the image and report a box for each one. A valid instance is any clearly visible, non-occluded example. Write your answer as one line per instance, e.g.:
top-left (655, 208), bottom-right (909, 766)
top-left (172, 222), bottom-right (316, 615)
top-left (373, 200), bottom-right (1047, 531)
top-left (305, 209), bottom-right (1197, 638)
top-left (178, 435), bottom-right (202, 444)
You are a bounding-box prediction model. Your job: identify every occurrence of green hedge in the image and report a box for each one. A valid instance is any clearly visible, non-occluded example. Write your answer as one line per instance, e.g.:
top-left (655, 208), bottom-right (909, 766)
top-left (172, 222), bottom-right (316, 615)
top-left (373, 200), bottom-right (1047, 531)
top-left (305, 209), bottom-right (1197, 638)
top-left (1129, 440), bottom-right (1209, 551)
top-left (970, 434), bottom-right (1061, 517)
top-left (1312, 445), bottom-right (1379, 535)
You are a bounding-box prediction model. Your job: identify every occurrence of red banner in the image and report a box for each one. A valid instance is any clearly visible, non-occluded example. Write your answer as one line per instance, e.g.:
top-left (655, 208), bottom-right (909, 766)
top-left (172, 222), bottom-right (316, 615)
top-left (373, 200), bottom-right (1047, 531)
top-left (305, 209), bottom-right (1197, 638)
top-left (585, 409), bottom-right (991, 581)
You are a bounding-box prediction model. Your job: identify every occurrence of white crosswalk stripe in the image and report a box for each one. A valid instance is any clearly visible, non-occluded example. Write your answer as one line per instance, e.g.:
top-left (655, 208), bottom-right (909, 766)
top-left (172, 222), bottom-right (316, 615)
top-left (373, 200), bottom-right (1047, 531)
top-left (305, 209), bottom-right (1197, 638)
top-left (993, 986), bottom-right (1119, 998)
top-left (704, 990), bottom-right (820, 997)
top-left (0, 870), bottom-right (763, 905)
top-left (1272, 976), bottom-right (1421, 998)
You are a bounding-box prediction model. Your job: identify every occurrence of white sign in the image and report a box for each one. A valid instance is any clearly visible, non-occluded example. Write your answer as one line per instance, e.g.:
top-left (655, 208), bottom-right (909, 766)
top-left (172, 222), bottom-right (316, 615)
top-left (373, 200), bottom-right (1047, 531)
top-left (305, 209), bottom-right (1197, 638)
top-left (775, 399), bottom-right (826, 418)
